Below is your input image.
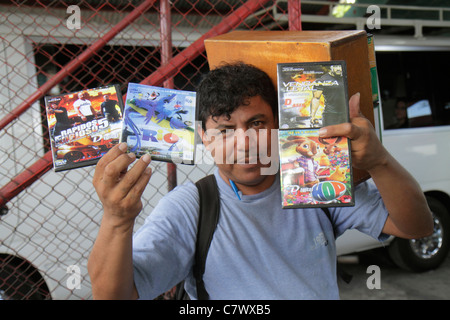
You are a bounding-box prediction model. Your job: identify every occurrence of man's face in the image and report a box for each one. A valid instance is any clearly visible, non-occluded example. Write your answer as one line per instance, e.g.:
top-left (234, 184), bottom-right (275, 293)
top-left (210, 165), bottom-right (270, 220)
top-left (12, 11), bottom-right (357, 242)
top-left (200, 95), bottom-right (278, 191)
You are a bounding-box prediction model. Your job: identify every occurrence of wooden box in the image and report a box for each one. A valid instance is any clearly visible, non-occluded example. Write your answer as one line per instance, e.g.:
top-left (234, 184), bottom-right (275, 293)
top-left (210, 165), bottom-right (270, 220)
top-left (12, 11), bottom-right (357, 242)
top-left (204, 30), bottom-right (374, 184)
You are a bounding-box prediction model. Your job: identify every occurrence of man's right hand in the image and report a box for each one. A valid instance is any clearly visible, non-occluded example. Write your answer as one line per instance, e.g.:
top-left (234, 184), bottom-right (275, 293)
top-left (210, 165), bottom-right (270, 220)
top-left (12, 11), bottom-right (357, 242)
top-left (93, 142), bottom-right (152, 227)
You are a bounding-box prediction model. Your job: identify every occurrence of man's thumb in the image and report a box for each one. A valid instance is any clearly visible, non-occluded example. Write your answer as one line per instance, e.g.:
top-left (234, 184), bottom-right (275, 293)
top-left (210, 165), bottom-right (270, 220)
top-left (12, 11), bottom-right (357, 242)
top-left (349, 92), bottom-right (362, 119)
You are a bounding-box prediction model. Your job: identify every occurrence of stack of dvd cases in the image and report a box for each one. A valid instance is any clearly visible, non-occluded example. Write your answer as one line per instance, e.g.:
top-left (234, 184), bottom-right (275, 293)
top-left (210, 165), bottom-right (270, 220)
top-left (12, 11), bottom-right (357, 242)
top-left (277, 61), bottom-right (354, 208)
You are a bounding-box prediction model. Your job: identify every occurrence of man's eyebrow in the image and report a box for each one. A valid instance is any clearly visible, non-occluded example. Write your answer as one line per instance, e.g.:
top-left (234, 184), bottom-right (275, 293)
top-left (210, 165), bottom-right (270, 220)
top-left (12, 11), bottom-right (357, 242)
top-left (211, 113), bottom-right (268, 129)
top-left (246, 113), bottom-right (267, 123)
top-left (215, 123), bottom-right (236, 130)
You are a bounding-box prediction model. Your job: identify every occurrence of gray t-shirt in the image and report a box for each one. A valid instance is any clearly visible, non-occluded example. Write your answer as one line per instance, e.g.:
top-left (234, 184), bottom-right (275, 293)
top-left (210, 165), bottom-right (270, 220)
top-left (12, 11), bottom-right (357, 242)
top-left (133, 169), bottom-right (388, 300)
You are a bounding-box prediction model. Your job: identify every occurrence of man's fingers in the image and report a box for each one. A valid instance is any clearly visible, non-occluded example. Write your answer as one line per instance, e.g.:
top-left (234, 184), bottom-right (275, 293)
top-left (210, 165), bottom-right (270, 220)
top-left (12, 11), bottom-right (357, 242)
top-left (101, 152), bottom-right (137, 187)
top-left (125, 160), bottom-right (152, 203)
top-left (318, 92), bottom-right (369, 140)
top-left (319, 122), bottom-right (359, 141)
top-left (93, 143), bottom-right (128, 190)
top-left (349, 92), bottom-right (362, 119)
top-left (116, 154), bottom-right (152, 193)
top-left (94, 143), bottom-right (128, 178)
top-left (99, 142), bottom-right (128, 165)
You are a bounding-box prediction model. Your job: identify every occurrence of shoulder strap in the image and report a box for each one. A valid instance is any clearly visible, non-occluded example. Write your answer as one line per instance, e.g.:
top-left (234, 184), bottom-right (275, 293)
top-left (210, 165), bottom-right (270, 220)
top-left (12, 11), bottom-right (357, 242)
top-left (321, 207), bottom-right (336, 238)
top-left (193, 174), bottom-right (220, 300)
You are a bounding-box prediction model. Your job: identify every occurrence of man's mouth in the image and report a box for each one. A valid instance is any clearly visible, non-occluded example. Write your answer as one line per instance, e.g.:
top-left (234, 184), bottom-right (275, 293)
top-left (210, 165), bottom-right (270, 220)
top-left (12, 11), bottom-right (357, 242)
top-left (234, 154), bottom-right (260, 164)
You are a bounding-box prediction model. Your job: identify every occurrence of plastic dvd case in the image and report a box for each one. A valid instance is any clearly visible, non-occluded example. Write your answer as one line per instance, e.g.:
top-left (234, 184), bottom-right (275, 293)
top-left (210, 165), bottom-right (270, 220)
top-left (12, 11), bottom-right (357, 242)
top-left (120, 83), bottom-right (196, 164)
top-left (45, 84), bottom-right (124, 172)
top-left (277, 61), bottom-right (354, 208)
top-left (279, 129), bottom-right (354, 208)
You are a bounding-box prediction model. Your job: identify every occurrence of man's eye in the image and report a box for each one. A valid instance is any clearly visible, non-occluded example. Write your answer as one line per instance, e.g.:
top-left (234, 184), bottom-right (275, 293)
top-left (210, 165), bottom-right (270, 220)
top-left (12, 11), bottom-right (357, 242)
top-left (251, 121), bottom-right (263, 128)
top-left (220, 129), bottom-right (234, 137)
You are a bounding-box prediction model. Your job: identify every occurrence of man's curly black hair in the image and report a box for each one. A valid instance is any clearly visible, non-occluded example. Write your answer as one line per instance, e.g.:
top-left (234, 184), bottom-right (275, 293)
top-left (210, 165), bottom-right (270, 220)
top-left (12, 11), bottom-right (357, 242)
top-left (196, 62), bottom-right (277, 130)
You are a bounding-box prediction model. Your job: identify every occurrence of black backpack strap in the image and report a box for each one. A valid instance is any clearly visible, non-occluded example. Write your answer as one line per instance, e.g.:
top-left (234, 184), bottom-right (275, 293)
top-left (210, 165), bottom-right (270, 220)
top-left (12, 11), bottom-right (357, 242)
top-left (193, 174), bottom-right (220, 300)
top-left (321, 207), bottom-right (336, 238)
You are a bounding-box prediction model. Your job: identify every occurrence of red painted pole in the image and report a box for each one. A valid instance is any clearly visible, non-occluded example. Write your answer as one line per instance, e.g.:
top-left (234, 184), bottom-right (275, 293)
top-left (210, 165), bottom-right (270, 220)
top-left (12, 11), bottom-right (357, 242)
top-left (140, 0), bottom-right (272, 87)
top-left (288, 0), bottom-right (303, 31)
top-left (160, 0), bottom-right (177, 191)
top-left (0, 0), bottom-right (157, 131)
top-left (0, 0), bottom-right (272, 207)
top-left (0, 151), bottom-right (53, 208)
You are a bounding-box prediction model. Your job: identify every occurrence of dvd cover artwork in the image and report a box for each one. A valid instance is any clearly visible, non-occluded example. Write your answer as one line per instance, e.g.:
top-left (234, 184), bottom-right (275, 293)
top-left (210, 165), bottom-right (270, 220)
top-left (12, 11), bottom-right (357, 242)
top-left (277, 61), bottom-right (349, 129)
top-left (121, 83), bottom-right (196, 164)
top-left (45, 84), bottom-right (124, 172)
top-left (279, 128), bottom-right (354, 208)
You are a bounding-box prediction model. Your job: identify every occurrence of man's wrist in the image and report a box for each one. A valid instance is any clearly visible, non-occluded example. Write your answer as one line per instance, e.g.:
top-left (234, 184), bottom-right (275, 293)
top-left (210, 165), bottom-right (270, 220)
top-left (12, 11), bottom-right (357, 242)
top-left (101, 211), bottom-right (136, 235)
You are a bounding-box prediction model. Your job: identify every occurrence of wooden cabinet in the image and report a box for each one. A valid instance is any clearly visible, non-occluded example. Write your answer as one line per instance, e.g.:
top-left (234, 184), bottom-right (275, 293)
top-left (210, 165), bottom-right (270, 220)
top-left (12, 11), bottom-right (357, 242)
top-left (205, 30), bottom-right (375, 184)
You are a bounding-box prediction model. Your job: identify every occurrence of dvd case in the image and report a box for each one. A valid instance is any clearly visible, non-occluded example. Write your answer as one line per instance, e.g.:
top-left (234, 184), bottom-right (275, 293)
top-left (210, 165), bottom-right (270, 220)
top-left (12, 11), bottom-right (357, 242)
top-left (45, 84), bottom-right (124, 172)
top-left (277, 61), bottom-right (354, 208)
top-left (278, 61), bottom-right (349, 129)
top-left (120, 83), bottom-right (196, 164)
top-left (279, 129), bottom-right (353, 208)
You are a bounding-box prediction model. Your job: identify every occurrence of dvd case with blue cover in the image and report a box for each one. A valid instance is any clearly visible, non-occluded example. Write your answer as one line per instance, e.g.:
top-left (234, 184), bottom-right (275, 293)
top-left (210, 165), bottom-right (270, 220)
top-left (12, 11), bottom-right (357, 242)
top-left (121, 83), bottom-right (196, 164)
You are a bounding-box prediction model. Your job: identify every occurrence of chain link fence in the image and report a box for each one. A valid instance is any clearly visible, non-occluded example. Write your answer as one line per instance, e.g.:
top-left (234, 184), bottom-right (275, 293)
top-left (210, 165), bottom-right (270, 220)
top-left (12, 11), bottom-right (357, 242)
top-left (4, 0), bottom-right (428, 300)
top-left (0, 0), bottom-right (294, 300)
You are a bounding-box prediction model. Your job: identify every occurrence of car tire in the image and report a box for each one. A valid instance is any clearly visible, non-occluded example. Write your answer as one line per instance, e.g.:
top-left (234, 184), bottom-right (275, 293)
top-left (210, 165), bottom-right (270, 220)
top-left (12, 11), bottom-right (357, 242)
top-left (64, 151), bottom-right (83, 162)
top-left (388, 196), bottom-right (450, 272)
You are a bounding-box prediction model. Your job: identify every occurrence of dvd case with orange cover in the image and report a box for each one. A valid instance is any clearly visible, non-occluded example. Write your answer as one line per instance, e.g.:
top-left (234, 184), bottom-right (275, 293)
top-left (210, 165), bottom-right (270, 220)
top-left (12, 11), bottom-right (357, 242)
top-left (45, 84), bottom-right (123, 172)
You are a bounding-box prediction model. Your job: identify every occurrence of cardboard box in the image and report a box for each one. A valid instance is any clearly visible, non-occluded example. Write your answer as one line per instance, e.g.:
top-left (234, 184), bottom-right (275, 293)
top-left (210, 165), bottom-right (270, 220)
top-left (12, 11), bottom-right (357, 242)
top-left (205, 30), bottom-right (373, 184)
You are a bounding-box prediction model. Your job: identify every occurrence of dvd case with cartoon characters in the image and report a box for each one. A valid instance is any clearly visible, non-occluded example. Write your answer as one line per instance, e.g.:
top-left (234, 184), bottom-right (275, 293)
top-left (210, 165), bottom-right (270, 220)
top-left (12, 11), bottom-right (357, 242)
top-left (45, 84), bottom-right (124, 172)
top-left (277, 61), bottom-right (354, 208)
top-left (279, 129), bottom-right (354, 208)
top-left (120, 83), bottom-right (196, 164)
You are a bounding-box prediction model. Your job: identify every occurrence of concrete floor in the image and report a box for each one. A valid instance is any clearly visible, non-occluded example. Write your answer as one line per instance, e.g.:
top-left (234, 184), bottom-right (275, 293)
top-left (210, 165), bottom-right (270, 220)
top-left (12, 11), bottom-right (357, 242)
top-left (338, 249), bottom-right (450, 300)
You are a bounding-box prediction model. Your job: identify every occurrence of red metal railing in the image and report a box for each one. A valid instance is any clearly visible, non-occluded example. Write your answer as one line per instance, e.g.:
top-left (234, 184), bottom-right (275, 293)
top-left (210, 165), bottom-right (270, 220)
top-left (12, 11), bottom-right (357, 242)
top-left (0, 0), bottom-right (298, 300)
top-left (0, 0), bottom-right (277, 208)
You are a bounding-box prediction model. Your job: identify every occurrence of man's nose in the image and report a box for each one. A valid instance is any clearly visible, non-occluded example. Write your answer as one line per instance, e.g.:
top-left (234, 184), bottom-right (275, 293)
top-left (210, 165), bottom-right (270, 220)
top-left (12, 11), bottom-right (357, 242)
top-left (234, 128), bottom-right (258, 152)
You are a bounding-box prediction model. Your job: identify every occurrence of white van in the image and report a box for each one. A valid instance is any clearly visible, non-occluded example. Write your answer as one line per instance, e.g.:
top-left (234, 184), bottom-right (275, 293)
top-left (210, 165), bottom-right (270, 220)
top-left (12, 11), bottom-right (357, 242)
top-left (336, 49), bottom-right (450, 272)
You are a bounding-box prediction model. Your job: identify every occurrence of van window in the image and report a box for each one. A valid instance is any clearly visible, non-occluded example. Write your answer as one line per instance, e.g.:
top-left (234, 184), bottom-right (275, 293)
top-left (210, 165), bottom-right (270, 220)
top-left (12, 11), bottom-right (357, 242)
top-left (376, 51), bottom-right (450, 129)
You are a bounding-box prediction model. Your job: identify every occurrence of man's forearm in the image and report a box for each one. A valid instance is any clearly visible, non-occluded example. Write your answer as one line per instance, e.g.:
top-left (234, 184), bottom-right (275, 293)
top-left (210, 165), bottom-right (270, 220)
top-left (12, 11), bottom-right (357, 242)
top-left (88, 216), bottom-right (138, 299)
top-left (368, 153), bottom-right (433, 239)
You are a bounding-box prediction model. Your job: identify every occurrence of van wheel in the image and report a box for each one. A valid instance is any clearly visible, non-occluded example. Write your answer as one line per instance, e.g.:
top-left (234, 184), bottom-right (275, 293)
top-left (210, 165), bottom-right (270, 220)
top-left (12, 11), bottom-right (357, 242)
top-left (388, 197), bottom-right (450, 272)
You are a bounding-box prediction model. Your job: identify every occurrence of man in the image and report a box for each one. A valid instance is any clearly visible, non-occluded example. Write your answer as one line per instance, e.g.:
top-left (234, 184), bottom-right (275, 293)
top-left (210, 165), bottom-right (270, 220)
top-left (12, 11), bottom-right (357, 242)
top-left (73, 91), bottom-right (98, 122)
top-left (88, 62), bottom-right (432, 299)
top-left (47, 102), bottom-right (71, 136)
top-left (101, 94), bottom-right (121, 122)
